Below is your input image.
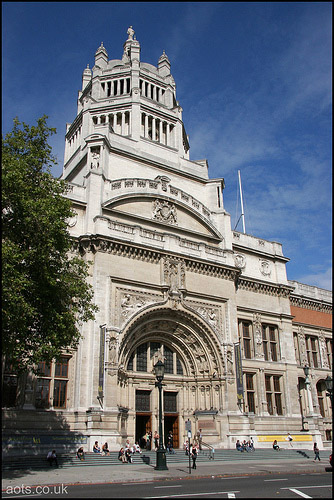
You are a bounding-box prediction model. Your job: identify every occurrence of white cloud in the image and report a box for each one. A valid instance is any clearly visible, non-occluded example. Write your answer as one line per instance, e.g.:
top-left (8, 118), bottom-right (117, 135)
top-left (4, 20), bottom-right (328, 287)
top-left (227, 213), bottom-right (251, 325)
top-left (297, 267), bottom-right (332, 291)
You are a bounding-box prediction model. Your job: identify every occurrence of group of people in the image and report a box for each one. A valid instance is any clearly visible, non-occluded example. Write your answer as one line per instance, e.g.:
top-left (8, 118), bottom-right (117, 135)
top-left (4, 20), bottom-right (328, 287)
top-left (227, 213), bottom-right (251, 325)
top-left (118, 440), bottom-right (143, 463)
top-left (236, 438), bottom-right (255, 452)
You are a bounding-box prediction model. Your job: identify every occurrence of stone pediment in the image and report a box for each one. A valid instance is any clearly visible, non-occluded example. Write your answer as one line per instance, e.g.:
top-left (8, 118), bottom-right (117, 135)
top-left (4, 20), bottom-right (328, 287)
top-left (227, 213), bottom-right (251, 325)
top-left (102, 179), bottom-right (223, 241)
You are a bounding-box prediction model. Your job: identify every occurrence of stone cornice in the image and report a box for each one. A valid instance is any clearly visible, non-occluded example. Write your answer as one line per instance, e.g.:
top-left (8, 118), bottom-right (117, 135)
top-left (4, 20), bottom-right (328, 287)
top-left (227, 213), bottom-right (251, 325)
top-left (290, 295), bottom-right (332, 314)
top-left (71, 235), bottom-right (298, 297)
top-left (237, 276), bottom-right (293, 298)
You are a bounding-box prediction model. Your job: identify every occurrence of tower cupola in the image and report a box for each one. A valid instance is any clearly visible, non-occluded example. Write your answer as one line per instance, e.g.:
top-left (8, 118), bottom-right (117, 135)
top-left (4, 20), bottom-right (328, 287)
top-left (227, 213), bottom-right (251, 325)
top-left (95, 42), bottom-right (108, 68)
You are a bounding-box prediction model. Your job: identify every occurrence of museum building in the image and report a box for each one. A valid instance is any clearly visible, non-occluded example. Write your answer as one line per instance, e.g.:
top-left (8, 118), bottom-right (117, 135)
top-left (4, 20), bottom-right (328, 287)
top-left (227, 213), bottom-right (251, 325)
top-left (2, 28), bottom-right (332, 455)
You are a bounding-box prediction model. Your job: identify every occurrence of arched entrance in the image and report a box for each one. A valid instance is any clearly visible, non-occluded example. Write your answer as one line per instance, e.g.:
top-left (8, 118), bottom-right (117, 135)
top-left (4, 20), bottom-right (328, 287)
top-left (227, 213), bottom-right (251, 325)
top-left (117, 304), bottom-right (225, 448)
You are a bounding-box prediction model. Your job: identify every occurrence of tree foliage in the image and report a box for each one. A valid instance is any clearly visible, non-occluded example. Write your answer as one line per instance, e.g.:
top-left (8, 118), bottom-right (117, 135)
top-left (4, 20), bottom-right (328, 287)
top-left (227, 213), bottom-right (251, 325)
top-left (2, 116), bottom-right (98, 372)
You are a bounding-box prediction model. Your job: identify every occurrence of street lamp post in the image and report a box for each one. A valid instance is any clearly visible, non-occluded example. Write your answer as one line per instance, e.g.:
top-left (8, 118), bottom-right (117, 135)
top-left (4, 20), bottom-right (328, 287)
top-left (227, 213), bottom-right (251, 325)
top-left (154, 360), bottom-right (168, 471)
top-left (324, 375), bottom-right (333, 407)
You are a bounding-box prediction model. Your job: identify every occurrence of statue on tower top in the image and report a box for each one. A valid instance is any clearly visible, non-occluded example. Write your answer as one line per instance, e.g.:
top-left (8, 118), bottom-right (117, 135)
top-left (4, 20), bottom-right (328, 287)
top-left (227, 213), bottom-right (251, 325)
top-left (127, 26), bottom-right (135, 40)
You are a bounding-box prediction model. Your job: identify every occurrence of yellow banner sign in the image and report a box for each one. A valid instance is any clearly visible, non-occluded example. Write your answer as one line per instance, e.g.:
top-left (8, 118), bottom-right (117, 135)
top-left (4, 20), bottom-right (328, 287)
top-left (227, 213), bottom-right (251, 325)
top-left (257, 435), bottom-right (313, 442)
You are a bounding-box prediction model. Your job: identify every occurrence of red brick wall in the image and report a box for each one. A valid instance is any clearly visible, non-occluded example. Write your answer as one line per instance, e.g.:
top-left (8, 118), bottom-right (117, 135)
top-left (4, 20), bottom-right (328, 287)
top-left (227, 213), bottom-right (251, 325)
top-left (291, 305), bottom-right (332, 328)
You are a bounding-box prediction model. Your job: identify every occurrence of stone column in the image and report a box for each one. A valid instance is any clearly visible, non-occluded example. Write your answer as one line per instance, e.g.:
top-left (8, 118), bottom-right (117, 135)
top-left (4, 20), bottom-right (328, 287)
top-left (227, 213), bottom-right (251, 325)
top-left (152, 117), bottom-right (156, 141)
top-left (145, 114), bottom-right (149, 138)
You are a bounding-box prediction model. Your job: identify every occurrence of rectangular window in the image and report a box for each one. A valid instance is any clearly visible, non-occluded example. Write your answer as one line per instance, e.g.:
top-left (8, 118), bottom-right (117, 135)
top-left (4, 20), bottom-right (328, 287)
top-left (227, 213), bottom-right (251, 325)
top-left (35, 378), bottom-right (51, 409)
top-left (265, 374), bottom-right (283, 415)
top-left (137, 343), bottom-right (147, 372)
top-left (305, 336), bottom-right (319, 369)
top-left (164, 392), bottom-right (177, 413)
top-left (262, 324), bottom-right (280, 361)
top-left (239, 321), bottom-right (253, 359)
top-left (262, 326), bottom-right (269, 361)
top-left (245, 373), bottom-right (256, 413)
top-left (55, 358), bottom-right (68, 378)
top-left (317, 385), bottom-right (325, 418)
top-left (34, 357), bottom-right (70, 409)
top-left (265, 375), bottom-right (273, 415)
top-left (326, 339), bottom-right (332, 369)
top-left (135, 390), bottom-right (150, 412)
top-left (53, 379), bottom-right (67, 408)
top-left (293, 333), bottom-right (300, 365)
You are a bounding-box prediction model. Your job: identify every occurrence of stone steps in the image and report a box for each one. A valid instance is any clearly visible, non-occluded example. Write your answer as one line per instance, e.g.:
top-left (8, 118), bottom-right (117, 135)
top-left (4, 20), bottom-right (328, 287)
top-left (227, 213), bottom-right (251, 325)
top-left (2, 449), bottom-right (311, 471)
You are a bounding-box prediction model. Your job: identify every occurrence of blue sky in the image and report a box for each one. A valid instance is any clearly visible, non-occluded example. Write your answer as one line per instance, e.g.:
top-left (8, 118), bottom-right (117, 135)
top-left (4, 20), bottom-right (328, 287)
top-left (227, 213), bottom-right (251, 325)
top-left (2, 2), bottom-right (332, 290)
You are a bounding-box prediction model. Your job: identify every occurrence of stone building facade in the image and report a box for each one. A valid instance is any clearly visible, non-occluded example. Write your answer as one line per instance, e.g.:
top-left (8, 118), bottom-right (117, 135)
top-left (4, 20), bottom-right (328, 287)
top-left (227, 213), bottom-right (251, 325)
top-left (2, 28), bottom-right (332, 455)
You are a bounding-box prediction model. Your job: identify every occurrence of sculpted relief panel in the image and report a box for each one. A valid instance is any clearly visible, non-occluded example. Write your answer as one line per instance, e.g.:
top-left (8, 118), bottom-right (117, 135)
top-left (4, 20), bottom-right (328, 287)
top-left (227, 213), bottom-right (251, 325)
top-left (115, 288), bottom-right (163, 327)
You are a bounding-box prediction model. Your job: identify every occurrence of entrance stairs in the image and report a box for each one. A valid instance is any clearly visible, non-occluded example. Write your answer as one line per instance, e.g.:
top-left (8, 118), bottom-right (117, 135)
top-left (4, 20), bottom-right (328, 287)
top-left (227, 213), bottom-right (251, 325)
top-left (2, 448), bottom-right (311, 471)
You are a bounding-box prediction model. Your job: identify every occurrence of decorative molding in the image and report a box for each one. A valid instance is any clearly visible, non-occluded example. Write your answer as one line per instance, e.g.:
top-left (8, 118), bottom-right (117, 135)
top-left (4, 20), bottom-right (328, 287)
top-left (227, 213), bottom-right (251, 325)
top-left (290, 295), bottom-right (332, 313)
top-left (234, 254), bottom-right (246, 269)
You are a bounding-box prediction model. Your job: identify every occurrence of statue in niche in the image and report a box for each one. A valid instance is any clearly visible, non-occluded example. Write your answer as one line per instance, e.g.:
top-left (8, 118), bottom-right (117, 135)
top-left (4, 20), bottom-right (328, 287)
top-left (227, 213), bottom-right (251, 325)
top-left (226, 349), bottom-right (234, 375)
top-left (109, 336), bottom-right (117, 364)
top-left (91, 151), bottom-right (100, 169)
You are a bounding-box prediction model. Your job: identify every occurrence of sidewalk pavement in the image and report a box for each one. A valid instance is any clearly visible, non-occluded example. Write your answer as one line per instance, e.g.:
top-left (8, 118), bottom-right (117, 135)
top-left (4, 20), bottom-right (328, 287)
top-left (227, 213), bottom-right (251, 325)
top-left (2, 457), bottom-right (328, 490)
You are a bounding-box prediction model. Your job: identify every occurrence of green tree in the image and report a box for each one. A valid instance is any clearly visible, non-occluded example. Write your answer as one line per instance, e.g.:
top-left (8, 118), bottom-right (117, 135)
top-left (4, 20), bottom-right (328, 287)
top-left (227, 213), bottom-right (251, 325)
top-left (2, 116), bottom-right (98, 372)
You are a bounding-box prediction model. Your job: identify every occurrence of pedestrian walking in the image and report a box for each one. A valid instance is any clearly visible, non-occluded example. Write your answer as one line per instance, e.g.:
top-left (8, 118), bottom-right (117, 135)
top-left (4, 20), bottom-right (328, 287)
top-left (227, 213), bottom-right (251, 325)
top-left (285, 433), bottom-right (293, 447)
top-left (313, 442), bottom-right (320, 461)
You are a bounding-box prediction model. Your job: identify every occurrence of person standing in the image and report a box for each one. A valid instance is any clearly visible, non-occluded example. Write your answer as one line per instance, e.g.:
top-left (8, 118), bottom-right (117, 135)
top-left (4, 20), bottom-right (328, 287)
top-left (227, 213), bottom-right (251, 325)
top-left (191, 443), bottom-right (198, 469)
top-left (196, 429), bottom-right (203, 451)
top-left (154, 431), bottom-right (159, 450)
top-left (313, 442), bottom-right (321, 461)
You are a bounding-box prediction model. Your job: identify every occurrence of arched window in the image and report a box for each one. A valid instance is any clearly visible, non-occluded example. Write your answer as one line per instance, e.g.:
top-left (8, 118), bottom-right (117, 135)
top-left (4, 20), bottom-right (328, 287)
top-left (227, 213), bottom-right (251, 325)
top-left (126, 342), bottom-right (183, 375)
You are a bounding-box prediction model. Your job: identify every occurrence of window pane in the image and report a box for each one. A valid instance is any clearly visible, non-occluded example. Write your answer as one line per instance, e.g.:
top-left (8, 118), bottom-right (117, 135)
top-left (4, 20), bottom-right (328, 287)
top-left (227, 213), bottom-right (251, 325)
top-left (265, 376), bottom-right (271, 392)
top-left (127, 351), bottom-right (134, 371)
top-left (269, 327), bottom-right (276, 341)
top-left (164, 346), bottom-right (173, 374)
top-left (246, 374), bottom-right (254, 390)
top-left (176, 358), bottom-right (183, 375)
top-left (275, 393), bottom-right (282, 415)
top-left (273, 376), bottom-right (281, 392)
top-left (244, 338), bottom-right (251, 359)
top-left (135, 390), bottom-right (150, 411)
top-left (137, 343), bottom-right (147, 372)
top-left (243, 324), bottom-right (250, 337)
top-left (266, 393), bottom-right (273, 415)
top-left (263, 341), bottom-right (269, 361)
top-left (35, 378), bottom-right (50, 409)
top-left (247, 392), bottom-right (255, 413)
top-left (53, 380), bottom-right (67, 408)
top-left (55, 358), bottom-right (68, 378)
top-left (164, 391), bottom-right (177, 412)
top-left (38, 362), bottom-right (51, 377)
top-left (271, 343), bottom-right (278, 362)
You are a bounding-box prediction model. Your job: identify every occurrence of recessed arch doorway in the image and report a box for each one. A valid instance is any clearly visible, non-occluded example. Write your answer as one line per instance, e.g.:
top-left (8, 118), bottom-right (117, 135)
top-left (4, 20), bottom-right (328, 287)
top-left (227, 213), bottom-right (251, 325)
top-left (117, 305), bottom-right (225, 448)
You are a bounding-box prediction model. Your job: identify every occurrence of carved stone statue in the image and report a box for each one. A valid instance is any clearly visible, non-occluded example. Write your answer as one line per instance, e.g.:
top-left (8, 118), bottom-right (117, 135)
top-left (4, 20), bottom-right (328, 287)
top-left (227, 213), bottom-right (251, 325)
top-left (91, 151), bottom-right (100, 169)
top-left (127, 26), bottom-right (135, 40)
